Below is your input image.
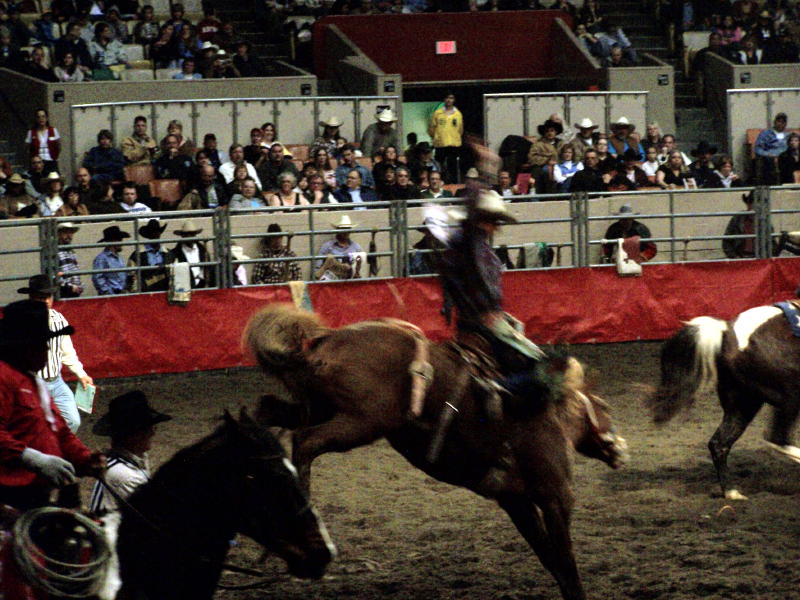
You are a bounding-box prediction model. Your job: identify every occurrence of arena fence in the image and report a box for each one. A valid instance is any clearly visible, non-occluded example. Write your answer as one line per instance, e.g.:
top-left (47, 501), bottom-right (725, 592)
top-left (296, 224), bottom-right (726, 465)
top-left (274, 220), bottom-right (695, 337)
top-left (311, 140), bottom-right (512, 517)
top-left (2, 185), bottom-right (799, 305)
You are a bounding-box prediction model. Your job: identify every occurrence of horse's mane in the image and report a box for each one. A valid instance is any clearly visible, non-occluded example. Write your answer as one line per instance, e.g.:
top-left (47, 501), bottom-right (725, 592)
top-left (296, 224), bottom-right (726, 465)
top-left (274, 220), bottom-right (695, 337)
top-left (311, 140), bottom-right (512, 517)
top-left (243, 303), bottom-right (328, 372)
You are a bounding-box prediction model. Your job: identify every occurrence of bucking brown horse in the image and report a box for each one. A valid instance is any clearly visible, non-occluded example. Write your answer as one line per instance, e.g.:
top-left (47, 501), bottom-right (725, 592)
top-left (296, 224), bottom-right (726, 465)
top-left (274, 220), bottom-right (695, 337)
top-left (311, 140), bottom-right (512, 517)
top-left (244, 304), bottom-right (628, 600)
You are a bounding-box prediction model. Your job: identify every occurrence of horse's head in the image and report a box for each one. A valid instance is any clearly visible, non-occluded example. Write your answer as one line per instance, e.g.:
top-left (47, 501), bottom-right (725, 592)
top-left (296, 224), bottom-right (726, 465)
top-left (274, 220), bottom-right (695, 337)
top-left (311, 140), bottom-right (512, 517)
top-left (558, 357), bottom-right (628, 470)
top-left (223, 409), bottom-right (336, 579)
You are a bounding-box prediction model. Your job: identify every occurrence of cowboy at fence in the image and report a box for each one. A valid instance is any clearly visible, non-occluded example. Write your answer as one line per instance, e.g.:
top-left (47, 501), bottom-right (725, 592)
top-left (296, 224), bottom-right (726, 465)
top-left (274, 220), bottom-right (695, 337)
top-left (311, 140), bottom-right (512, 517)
top-left (18, 275), bottom-right (93, 434)
top-left (89, 390), bottom-right (171, 515)
top-left (602, 204), bottom-right (657, 264)
top-left (721, 192), bottom-right (778, 258)
top-left (170, 219), bottom-right (214, 288)
top-left (56, 222), bottom-right (84, 298)
top-left (0, 300), bottom-right (104, 511)
top-left (360, 108), bottom-right (399, 159)
top-left (315, 215), bottom-right (364, 281)
top-left (127, 219), bottom-right (169, 293)
top-left (252, 223), bottom-right (302, 284)
top-left (93, 225), bottom-right (130, 296)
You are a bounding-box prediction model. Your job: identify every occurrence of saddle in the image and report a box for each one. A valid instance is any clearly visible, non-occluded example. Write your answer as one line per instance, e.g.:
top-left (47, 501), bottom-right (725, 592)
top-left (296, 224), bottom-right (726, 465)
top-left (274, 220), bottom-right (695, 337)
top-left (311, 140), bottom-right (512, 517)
top-left (446, 332), bottom-right (506, 422)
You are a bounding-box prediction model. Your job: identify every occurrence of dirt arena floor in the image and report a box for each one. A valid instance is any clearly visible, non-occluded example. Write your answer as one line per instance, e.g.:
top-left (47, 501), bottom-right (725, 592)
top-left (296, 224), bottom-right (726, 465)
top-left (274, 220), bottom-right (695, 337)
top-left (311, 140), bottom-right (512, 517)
top-left (80, 341), bottom-right (800, 600)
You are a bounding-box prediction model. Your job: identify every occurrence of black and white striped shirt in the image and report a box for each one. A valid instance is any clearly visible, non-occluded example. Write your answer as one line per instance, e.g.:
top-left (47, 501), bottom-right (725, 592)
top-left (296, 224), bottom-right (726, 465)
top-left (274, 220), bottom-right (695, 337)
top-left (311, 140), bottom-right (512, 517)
top-left (90, 450), bottom-right (150, 514)
top-left (37, 309), bottom-right (87, 381)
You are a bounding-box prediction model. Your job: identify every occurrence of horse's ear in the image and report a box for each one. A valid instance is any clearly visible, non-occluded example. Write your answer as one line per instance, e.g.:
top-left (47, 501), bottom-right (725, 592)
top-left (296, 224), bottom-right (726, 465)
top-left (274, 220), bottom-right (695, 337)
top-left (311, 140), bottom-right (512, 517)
top-left (222, 409), bottom-right (240, 430)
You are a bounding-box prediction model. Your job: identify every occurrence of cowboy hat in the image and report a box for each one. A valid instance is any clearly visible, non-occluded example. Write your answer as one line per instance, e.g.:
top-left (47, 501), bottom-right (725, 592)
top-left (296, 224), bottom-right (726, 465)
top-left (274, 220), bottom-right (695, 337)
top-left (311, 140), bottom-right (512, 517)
top-left (319, 115), bottom-right (343, 128)
top-left (44, 171), bottom-right (63, 182)
top-left (621, 148), bottom-right (642, 162)
top-left (267, 223), bottom-right (283, 233)
top-left (0, 299), bottom-right (73, 345)
top-left (614, 203), bottom-right (639, 216)
top-left (758, 9), bottom-right (771, 18)
top-left (7, 173), bottom-right (24, 184)
top-left (17, 274), bottom-right (57, 295)
top-left (331, 214), bottom-right (355, 229)
top-left (465, 167), bottom-right (480, 179)
top-left (471, 190), bottom-right (518, 225)
top-left (97, 225), bottom-right (130, 243)
top-left (174, 220), bottom-right (203, 236)
top-left (690, 141), bottom-right (718, 157)
top-left (92, 390), bottom-right (172, 437)
top-left (376, 109), bottom-right (396, 123)
top-left (138, 218), bottom-right (167, 240)
top-left (537, 119), bottom-right (564, 136)
top-left (611, 117), bottom-right (635, 130)
top-left (200, 41), bottom-right (219, 51)
top-left (574, 118), bottom-right (599, 130)
top-left (230, 245), bottom-right (250, 261)
top-left (742, 192), bottom-right (754, 204)
top-left (57, 221), bottom-right (80, 232)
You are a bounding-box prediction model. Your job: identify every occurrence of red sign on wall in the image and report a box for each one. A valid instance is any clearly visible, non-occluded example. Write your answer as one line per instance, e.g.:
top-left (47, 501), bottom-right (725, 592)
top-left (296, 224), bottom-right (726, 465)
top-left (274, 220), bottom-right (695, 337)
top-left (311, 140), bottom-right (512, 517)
top-left (435, 40), bottom-right (457, 54)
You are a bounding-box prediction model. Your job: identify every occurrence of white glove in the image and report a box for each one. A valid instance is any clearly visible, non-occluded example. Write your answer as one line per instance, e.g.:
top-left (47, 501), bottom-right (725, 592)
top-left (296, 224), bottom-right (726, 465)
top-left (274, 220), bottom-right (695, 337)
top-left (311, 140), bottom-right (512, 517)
top-left (20, 448), bottom-right (77, 487)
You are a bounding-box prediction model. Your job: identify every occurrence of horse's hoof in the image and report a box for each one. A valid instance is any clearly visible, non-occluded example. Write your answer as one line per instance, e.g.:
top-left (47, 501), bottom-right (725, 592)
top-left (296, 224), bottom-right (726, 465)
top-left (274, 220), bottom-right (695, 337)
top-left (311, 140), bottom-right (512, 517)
top-left (763, 441), bottom-right (800, 464)
top-left (724, 489), bottom-right (748, 501)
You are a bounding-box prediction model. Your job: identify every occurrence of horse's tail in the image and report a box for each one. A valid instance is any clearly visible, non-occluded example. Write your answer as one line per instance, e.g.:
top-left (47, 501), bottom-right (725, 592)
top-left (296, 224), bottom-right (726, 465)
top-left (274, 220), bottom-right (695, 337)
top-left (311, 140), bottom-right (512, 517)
top-left (243, 303), bottom-right (328, 374)
top-left (648, 316), bottom-right (728, 424)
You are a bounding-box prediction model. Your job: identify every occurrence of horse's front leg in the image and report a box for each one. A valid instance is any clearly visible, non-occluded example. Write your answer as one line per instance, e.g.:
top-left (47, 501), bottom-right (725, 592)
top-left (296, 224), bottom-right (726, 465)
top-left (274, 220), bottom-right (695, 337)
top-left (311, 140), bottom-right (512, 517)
top-left (498, 494), bottom-right (585, 600)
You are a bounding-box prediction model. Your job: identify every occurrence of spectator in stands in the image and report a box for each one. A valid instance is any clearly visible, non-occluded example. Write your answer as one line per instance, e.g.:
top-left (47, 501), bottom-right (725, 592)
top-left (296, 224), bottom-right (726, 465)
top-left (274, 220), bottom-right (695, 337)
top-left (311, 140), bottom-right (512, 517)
top-left (54, 222), bottom-right (83, 297)
top-left (407, 142), bottom-right (442, 184)
top-left (752, 9), bottom-right (776, 46)
top-left (382, 165), bottom-right (418, 201)
top-left (226, 163), bottom-right (256, 196)
top-left (106, 6), bottom-right (130, 43)
top-left (150, 23), bottom-right (179, 68)
top-left (178, 165), bottom-right (229, 209)
top-left (244, 128), bottom-right (265, 165)
top-left (207, 49), bottom-right (240, 78)
top-left (229, 178), bottom-right (266, 210)
top-left (334, 168), bottom-right (379, 207)
top-left (608, 117), bottom-right (644, 158)
top-left (375, 165), bottom-right (396, 199)
top-left (126, 219), bottom-right (169, 293)
top-left (409, 223), bottom-right (445, 276)
top-left (0, 27), bottom-right (21, 70)
top-left (54, 22), bottom-right (93, 73)
top-left (370, 146), bottom-right (398, 187)
top-left (568, 118), bottom-right (599, 161)
top-left (714, 14), bottom-right (743, 47)
top-left (121, 115), bottom-right (157, 166)
top-left (54, 51), bottom-right (85, 81)
top-left (51, 0), bottom-right (93, 23)
top-left (779, 133), bottom-right (800, 183)
top-left (732, 0), bottom-right (759, 26)
top-left (313, 116), bottom-right (346, 158)
top-left (306, 147), bottom-right (337, 189)
top-left (422, 170), bottom-right (454, 200)
top-left (233, 41), bottom-right (265, 77)
top-left (767, 25), bottom-right (800, 63)
top-left (93, 225), bottom-right (130, 295)
top-left (256, 142), bottom-right (298, 192)
top-left (703, 155), bottom-right (744, 188)
top-left (83, 181), bottom-right (125, 215)
top-left (26, 108), bottom-right (60, 175)
top-left (528, 118), bottom-right (562, 191)
top-left (260, 122), bottom-right (278, 149)
top-left (688, 141), bottom-right (718, 188)
top-left (360, 109), bottom-right (399, 159)
top-left (133, 5), bottom-right (160, 46)
top-left (73, 167), bottom-right (101, 206)
top-left (0, 173), bottom-right (36, 218)
top-left (604, 44), bottom-right (634, 67)
top-left (75, 13), bottom-right (95, 46)
top-left (735, 34), bottom-right (765, 64)
top-left (268, 172), bottom-right (309, 210)
top-left (37, 172), bottom-right (64, 216)
top-left (579, 0), bottom-right (604, 32)
top-left (641, 146), bottom-right (661, 178)
top-left (252, 223), bottom-right (301, 284)
top-left (755, 112), bottom-right (789, 184)
top-left (197, 7), bottom-right (222, 42)
top-left (657, 134), bottom-right (691, 166)
top-left (314, 215), bottom-right (364, 280)
top-left (118, 181), bottom-right (151, 214)
top-left (551, 144), bottom-right (582, 192)
top-left (22, 45), bottom-right (57, 82)
top-left (89, 22), bottom-right (130, 75)
top-left (54, 186), bottom-right (88, 217)
top-left (176, 24), bottom-right (200, 63)
top-left (169, 220), bottom-right (213, 288)
top-left (656, 150), bottom-right (695, 189)
top-left (570, 148), bottom-right (609, 192)
top-left (454, 167), bottom-right (481, 198)
top-left (165, 3), bottom-right (192, 37)
top-left (173, 56), bottom-right (202, 79)
top-left (153, 133), bottom-right (193, 181)
top-left (641, 122), bottom-right (662, 153)
top-left (34, 11), bottom-right (58, 47)
top-left (334, 144), bottom-right (374, 189)
top-left (723, 192), bottom-right (758, 258)
top-left (83, 129), bottom-right (125, 183)
top-left (165, 120), bottom-right (195, 158)
top-left (602, 204), bottom-right (657, 263)
top-left (428, 93), bottom-right (464, 184)
top-left (202, 133), bottom-right (227, 168)
top-left (609, 148), bottom-right (650, 191)
top-left (5, 6), bottom-right (31, 47)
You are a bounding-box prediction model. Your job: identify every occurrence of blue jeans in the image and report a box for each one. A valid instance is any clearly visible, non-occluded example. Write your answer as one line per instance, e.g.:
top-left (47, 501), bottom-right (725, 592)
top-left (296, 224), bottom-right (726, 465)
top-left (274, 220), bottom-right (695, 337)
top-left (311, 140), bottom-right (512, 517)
top-left (46, 376), bottom-right (80, 433)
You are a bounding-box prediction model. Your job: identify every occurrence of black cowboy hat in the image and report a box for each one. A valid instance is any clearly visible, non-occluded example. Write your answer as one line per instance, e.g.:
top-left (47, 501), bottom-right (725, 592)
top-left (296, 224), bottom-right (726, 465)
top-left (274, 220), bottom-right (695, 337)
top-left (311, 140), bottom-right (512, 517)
top-left (0, 299), bottom-right (73, 345)
top-left (537, 119), bottom-right (564, 136)
top-left (621, 148), bottom-right (642, 162)
top-left (17, 274), bottom-right (57, 296)
top-left (690, 141), bottom-right (718, 157)
top-left (138, 219), bottom-right (167, 240)
top-left (267, 223), bottom-right (282, 233)
top-left (98, 225), bottom-right (130, 243)
top-left (92, 390), bottom-right (172, 437)
top-left (742, 192), bottom-right (754, 204)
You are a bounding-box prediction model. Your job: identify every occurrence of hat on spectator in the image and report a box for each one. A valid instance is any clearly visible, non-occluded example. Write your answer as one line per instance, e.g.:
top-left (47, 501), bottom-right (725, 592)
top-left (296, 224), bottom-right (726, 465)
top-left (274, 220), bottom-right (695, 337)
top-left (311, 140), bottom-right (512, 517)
top-left (98, 225), bottom-right (130, 243)
top-left (231, 245), bottom-right (249, 261)
top-left (775, 112), bottom-right (787, 122)
top-left (465, 167), bottom-right (480, 179)
top-left (17, 274), bottom-right (57, 295)
top-left (57, 221), bottom-right (80, 232)
top-left (614, 203), bottom-right (639, 216)
top-left (574, 118), bottom-right (599, 130)
top-left (216, 49), bottom-right (227, 57)
top-left (332, 215), bottom-right (355, 229)
top-left (7, 173), bottom-right (24, 184)
top-left (45, 172), bottom-right (63, 183)
top-left (758, 9), bottom-right (771, 18)
top-left (611, 117), bottom-right (635, 131)
top-left (174, 220), bottom-right (203, 236)
top-left (621, 148), bottom-right (642, 162)
top-left (320, 116), bottom-right (343, 128)
top-left (376, 109), bottom-right (396, 123)
top-left (267, 223), bottom-right (282, 233)
top-left (107, 5), bottom-right (120, 14)
top-left (200, 41), bottom-right (219, 52)
top-left (138, 219), bottom-right (167, 240)
top-left (537, 119), bottom-right (564, 136)
top-left (0, 299), bottom-right (73, 346)
top-left (92, 390), bottom-right (172, 437)
top-left (742, 192), bottom-right (754, 204)
top-left (690, 141), bottom-right (718, 157)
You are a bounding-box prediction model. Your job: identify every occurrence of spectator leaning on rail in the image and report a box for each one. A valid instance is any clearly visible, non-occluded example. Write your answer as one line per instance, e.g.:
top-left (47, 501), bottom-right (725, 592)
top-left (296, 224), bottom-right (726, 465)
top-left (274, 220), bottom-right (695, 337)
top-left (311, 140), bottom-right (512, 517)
top-left (602, 204), bottom-right (657, 263)
top-left (170, 220), bottom-right (214, 289)
top-left (17, 275), bottom-right (93, 433)
top-left (754, 112), bottom-right (789, 185)
top-left (93, 225), bottom-right (130, 296)
top-left (55, 222), bottom-right (84, 298)
top-left (0, 299), bottom-right (105, 511)
top-left (127, 219), bottom-right (169, 293)
top-left (251, 223), bottom-right (302, 284)
top-left (83, 130), bottom-right (126, 184)
top-left (121, 116), bottom-right (158, 166)
top-left (722, 192), bottom-right (778, 258)
top-left (315, 215), bottom-right (364, 281)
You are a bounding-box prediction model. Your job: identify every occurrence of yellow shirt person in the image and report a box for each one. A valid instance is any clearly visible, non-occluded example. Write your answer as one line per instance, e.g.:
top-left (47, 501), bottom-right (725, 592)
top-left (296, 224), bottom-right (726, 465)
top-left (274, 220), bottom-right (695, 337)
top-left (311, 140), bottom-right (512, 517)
top-left (428, 94), bottom-right (464, 149)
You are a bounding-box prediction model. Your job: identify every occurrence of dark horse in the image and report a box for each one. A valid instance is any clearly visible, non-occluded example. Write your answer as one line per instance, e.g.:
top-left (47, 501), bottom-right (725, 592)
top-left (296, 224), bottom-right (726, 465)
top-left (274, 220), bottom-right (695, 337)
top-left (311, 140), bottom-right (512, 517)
top-left (244, 304), bottom-right (628, 600)
top-left (650, 305), bottom-right (800, 501)
top-left (115, 408), bottom-right (336, 600)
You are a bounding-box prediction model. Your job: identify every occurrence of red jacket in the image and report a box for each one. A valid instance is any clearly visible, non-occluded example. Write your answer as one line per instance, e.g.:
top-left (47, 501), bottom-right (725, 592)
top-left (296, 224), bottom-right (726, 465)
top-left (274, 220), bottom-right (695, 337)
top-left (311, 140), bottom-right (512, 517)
top-left (0, 361), bottom-right (91, 487)
top-left (27, 127), bottom-right (60, 161)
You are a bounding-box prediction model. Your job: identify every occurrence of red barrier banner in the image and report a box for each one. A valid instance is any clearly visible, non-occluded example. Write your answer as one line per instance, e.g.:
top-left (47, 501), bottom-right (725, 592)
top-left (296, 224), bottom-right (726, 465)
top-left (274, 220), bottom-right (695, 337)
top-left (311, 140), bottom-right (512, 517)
top-left (47, 258), bottom-right (800, 380)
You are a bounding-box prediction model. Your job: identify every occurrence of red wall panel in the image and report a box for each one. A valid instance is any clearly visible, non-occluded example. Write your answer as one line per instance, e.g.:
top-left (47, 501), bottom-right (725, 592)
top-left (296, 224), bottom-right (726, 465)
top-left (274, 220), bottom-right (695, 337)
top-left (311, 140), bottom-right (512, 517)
top-left (314, 11), bottom-right (569, 82)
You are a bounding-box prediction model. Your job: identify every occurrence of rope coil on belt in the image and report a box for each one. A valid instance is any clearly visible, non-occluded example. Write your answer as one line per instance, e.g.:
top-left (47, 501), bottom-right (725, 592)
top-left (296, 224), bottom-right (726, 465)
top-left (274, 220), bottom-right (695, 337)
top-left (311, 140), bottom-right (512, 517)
top-left (12, 507), bottom-right (111, 598)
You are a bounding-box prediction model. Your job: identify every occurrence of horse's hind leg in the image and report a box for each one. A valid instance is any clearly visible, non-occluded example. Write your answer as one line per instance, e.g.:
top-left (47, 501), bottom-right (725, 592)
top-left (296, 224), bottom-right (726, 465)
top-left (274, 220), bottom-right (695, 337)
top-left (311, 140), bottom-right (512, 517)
top-left (709, 387), bottom-right (762, 501)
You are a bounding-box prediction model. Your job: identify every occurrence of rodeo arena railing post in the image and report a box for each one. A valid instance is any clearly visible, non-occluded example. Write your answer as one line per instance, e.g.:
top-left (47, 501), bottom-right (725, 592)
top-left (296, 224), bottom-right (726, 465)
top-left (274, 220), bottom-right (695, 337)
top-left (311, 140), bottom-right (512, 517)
top-left (2, 185), bottom-right (800, 304)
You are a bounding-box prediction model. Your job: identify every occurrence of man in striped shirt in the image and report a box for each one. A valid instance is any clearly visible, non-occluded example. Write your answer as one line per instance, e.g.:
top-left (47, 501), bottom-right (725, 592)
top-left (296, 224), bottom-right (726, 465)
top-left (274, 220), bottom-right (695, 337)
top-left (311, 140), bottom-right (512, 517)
top-left (56, 221), bottom-right (83, 298)
top-left (18, 275), bottom-right (93, 433)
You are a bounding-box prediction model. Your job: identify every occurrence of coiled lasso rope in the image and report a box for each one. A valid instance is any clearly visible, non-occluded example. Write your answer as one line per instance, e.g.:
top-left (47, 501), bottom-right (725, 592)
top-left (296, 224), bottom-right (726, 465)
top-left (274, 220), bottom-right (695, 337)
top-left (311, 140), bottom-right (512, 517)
top-left (12, 507), bottom-right (111, 598)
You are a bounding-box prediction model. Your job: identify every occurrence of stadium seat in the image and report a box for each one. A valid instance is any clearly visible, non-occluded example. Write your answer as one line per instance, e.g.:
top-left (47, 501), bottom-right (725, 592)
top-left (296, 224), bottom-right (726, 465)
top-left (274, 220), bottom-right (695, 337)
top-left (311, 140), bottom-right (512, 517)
top-left (155, 68), bottom-right (182, 80)
top-left (123, 44), bottom-right (145, 62)
top-left (125, 164), bottom-right (155, 185)
top-left (149, 179), bottom-right (182, 209)
top-left (121, 69), bottom-right (155, 81)
top-left (128, 59), bottom-right (154, 70)
top-left (285, 144), bottom-right (309, 161)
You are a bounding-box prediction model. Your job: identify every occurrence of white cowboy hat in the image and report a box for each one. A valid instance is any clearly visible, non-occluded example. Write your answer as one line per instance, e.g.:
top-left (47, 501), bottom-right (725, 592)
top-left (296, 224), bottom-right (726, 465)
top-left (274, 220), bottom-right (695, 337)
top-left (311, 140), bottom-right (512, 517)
top-left (320, 115), bottom-right (343, 128)
top-left (376, 109), bottom-right (397, 123)
top-left (57, 221), bottom-right (80, 231)
top-left (465, 167), bottom-right (480, 179)
top-left (174, 219), bottom-right (203, 236)
top-left (614, 203), bottom-right (639, 216)
top-left (448, 190), bottom-right (517, 224)
top-left (230, 245), bottom-right (250, 261)
top-left (200, 41), bottom-right (219, 51)
top-left (611, 116), bottom-right (635, 130)
top-left (574, 118), bottom-right (599, 130)
top-left (331, 214), bottom-right (355, 229)
top-left (45, 172), bottom-right (63, 182)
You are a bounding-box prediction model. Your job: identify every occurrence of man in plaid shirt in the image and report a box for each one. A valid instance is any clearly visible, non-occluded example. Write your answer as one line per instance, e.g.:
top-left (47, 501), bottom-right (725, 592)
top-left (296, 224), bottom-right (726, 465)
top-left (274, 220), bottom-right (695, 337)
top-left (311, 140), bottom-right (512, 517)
top-left (251, 223), bottom-right (302, 284)
top-left (56, 222), bottom-right (83, 298)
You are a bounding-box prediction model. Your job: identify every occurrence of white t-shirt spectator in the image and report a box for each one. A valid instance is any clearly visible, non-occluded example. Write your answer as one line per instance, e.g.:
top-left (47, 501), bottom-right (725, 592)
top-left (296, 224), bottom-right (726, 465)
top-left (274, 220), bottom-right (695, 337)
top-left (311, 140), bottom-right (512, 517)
top-left (119, 202), bottom-right (152, 214)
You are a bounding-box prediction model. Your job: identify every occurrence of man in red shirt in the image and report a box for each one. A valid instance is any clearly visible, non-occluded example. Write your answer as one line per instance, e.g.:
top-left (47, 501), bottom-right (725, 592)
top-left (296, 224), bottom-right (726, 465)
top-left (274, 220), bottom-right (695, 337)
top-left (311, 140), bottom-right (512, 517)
top-left (0, 300), bottom-right (104, 510)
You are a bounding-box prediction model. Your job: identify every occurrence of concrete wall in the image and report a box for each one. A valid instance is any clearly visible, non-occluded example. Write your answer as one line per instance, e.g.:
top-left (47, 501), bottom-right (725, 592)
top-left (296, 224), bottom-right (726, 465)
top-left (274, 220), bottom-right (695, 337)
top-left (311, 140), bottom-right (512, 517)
top-left (553, 18), bottom-right (602, 92)
top-left (0, 70), bottom-right (50, 170)
top-left (604, 53), bottom-right (676, 134)
top-left (324, 25), bottom-right (403, 99)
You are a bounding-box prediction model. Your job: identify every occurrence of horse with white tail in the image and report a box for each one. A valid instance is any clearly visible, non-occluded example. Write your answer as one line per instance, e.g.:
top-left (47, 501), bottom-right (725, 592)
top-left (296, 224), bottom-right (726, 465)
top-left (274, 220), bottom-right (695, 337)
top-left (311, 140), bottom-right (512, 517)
top-left (648, 302), bottom-right (800, 501)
